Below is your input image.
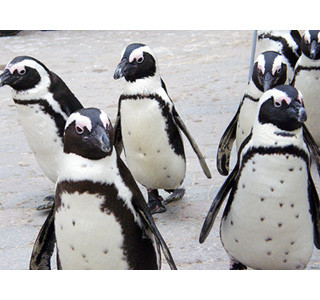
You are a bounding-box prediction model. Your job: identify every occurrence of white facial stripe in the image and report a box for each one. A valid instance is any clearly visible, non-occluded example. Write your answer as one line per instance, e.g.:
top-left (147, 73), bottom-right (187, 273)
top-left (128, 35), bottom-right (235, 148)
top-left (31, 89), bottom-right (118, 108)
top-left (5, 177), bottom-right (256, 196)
top-left (318, 32), bottom-right (320, 43)
top-left (99, 110), bottom-right (110, 128)
top-left (304, 31), bottom-right (311, 43)
top-left (128, 46), bottom-right (155, 63)
top-left (7, 59), bottom-right (46, 74)
top-left (298, 90), bottom-right (304, 104)
top-left (272, 55), bottom-right (284, 75)
top-left (7, 64), bottom-right (26, 74)
top-left (256, 54), bottom-right (265, 73)
top-left (65, 113), bottom-right (92, 132)
top-left (259, 89), bottom-right (292, 108)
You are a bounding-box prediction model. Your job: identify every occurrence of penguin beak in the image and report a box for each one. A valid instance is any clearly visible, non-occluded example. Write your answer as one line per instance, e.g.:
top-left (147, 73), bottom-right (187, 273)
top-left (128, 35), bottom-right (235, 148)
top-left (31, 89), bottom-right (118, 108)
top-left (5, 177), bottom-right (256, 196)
top-left (297, 106), bottom-right (307, 123)
top-left (0, 69), bottom-right (13, 87)
top-left (263, 72), bottom-right (274, 92)
top-left (87, 125), bottom-right (112, 154)
top-left (114, 59), bottom-right (133, 80)
top-left (310, 40), bottom-right (319, 59)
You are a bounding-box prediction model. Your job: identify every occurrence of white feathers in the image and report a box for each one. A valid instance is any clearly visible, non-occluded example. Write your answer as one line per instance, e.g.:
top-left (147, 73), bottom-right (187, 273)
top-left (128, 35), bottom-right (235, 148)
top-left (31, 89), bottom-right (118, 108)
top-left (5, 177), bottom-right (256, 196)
top-left (65, 112), bottom-right (92, 132)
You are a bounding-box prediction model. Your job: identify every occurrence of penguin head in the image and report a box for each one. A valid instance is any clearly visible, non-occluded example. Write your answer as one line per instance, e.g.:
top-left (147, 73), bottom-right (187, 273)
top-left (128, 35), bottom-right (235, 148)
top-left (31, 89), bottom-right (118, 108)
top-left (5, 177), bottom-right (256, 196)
top-left (251, 51), bottom-right (288, 92)
top-left (257, 85), bottom-right (306, 132)
top-left (301, 30), bottom-right (320, 60)
top-left (64, 108), bottom-right (114, 160)
top-left (114, 43), bottom-right (158, 82)
top-left (0, 56), bottom-right (50, 91)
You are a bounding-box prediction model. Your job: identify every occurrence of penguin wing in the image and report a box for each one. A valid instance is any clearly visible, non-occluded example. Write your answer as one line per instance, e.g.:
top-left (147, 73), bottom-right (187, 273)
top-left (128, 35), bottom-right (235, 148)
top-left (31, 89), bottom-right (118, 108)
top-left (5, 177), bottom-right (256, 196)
top-left (117, 158), bottom-right (177, 270)
top-left (307, 171), bottom-right (320, 249)
top-left (29, 206), bottom-right (56, 270)
top-left (172, 107), bottom-right (212, 179)
top-left (199, 162), bottom-right (239, 244)
top-left (302, 124), bottom-right (320, 177)
top-left (114, 114), bottom-right (123, 156)
top-left (216, 103), bottom-right (242, 176)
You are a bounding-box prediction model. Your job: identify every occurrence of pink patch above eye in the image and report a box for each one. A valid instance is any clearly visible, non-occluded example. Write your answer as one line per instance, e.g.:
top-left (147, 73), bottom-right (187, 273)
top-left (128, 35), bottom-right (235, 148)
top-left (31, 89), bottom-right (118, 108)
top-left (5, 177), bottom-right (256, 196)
top-left (7, 64), bottom-right (25, 74)
top-left (76, 119), bottom-right (92, 132)
top-left (274, 95), bottom-right (291, 106)
top-left (100, 112), bottom-right (110, 128)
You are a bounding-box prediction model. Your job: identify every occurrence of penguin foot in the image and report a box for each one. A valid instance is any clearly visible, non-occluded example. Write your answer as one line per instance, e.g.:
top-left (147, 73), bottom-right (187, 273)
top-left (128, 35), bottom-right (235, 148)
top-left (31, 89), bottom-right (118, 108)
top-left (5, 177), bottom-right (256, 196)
top-left (36, 195), bottom-right (54, 211)
top-left (148, 198), bottom-right (167, 214)
top-left (164, 188), bottom-right (185, 204)
top-left (230, 259), bottom-right (247, 270)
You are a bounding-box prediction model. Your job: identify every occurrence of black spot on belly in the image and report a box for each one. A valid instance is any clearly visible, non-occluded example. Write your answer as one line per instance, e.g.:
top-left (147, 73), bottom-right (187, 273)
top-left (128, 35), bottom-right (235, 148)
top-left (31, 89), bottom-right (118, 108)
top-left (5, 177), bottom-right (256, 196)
top-left (275, 141), bottom-right (278, 145)
top-left (299, 167), bottom-right (302, 171)
top-left (82, 254), bottom-right (86, 258)
top-left (242, 184), bottom-right (245, 189)
top-left (265, 237), bottom-right (273, 242)
top-left (260, 197), bottom-right (265, 202)
top-left (167, 175), bottom-right (171, 178)
top-left (104, 249), bottom-right (108, 254)
top-left (60, 225), bottom-right (63, 230)
top-left (252, 168), bottom-right (256, 172)
top-left (266, 251), bottom-right (272, 256)
top-left (291, 203), bottom-right (295, 208)
top-left (290, 241), bottom-right (295, 245)
top-left (72, 220), bottom-right (75, 226)
top-left (295, 214), bottom-right (299, 219)
top-left (279, 203), bottom-right (284, 207)
top-left (280, 180), bottom-right (284, 184)
top-left (289, 168), bottom-right (294, 172)
top-left (230, 220), bottom-right (233, 226)
top-left (278, 223), bottom-right (282, 227)
top-left (270, 187), bottom-right (274, 192)
top-left (157, 150), bottom-right (160, 153)
top-left (283, 259), bottom-right (287, 263)
top-left (260, 217), bottom-right (265, 222)
top-left (70, 246), bottom-right (75, 251)
top-left (284, 251), bottom-right (289, 255)
top-left (234, 239), bottom-right (239, 243)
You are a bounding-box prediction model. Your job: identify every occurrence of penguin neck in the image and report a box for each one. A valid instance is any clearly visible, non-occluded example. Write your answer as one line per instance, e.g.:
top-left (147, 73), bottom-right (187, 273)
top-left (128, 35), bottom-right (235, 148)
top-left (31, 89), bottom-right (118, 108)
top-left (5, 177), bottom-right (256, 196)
top-left (59, 150), bottom-right (118, 183)
top-left (245, 80), bottom-right (263, 100)
top-left (251, 122), bottom-right (304, 149)
top-left (299, 53), bottom-right (320, 67)
top-left (122, 73), bottom-right (162, 96)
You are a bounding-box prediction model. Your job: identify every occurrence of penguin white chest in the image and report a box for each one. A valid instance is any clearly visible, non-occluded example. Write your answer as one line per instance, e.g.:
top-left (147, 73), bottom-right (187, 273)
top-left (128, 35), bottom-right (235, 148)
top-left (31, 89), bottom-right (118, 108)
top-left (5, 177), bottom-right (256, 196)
top-left (294, 69), bottom-right (320, 144)
top-left (15, 103), bottom-right (63, 182)
top-left (236, 99), bottom-right (258, 150)
top-left (55, 191), bottom-right (130, 270)
top-left (120, 99), bottom-right (186, 189)
top-left (220, 153), bottom-right (314, 270)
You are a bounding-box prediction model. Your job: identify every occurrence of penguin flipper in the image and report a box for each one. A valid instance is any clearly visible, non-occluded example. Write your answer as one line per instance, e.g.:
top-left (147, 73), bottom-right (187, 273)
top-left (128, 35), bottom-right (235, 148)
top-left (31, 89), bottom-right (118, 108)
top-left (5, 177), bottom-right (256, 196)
top-left (172, 108), bottom-right (212, 179)
top-left (216, 104), bottom-right (241, 176)
top-left (307, 172), bottom-right (320, 249)
top-left (117, 157), bottom-right (177, 270)
top-left (199, 162), bottom-right (239, 244)
top-left (302, 124), bottom-right (320, 176)
top-left (29, 206), bottom-right (56, 270)
top-left (114, 115), bottom-right (123, 156)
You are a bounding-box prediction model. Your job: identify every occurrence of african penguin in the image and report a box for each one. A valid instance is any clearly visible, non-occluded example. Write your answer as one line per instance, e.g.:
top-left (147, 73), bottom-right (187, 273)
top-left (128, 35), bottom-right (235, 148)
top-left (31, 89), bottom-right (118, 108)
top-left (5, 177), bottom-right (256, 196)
top-left (217, 51), bottom-right (290, 175)
top-left (53, 107), bottom-right (176, 269)
top-left (113, 43), bottom-right (211, 214)
top-left (256, 30), bottom-right (301, 75)
top-left (0, 56), bottom-right (83, 209)
top-left (200, 85), bottom-right (320, 270)
top-left (292, 30), bottom-right (320, 145)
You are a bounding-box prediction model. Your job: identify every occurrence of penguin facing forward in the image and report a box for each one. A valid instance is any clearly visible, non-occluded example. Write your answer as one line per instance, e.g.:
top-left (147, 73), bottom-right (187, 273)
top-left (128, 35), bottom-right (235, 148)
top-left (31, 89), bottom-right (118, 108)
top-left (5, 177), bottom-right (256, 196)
top-left (292, 30), bottom-right (320, 145)
top-left (113, 43), bottom-right (211, 214)
top-left (256, 30), bottom-right (301, 75)
top-left (217, 51), bottom-right (290, 176)
top-left (0, 56), bottom-right (83, 209)
top-left (200, 85), bottom-right (320, 270)
top-left (32, 108), bottom-right (177, 270)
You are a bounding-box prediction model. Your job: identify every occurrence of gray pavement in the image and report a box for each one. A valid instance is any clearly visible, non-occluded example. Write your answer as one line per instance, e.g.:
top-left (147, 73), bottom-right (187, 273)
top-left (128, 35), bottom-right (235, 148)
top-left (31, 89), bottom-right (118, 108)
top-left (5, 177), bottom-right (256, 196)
top-left (0, 30), bottom-right (319, 270)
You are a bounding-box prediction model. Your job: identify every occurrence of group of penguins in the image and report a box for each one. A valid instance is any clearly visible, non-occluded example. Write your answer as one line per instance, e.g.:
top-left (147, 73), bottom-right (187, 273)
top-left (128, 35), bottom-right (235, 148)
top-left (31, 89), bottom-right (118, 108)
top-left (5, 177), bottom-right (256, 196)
top-left (1, 30), bottom-right (320, 270)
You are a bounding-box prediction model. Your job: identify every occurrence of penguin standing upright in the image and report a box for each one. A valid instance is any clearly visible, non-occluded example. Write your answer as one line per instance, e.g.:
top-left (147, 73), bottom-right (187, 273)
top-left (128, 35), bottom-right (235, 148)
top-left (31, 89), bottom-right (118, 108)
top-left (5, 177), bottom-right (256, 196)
top-left (256, 30), bottom-right (301, 78)
top-left (113, 43), bottom-right (211, 214)
top-left (52, 108), bottom-right (176, 269)
top-left (0, 56), bottom-right (83, 209)
top-left (217, 51), bottom-right (290, 175)
top-left (292, 30), bottom-right (320, 145)
top-left (200, 85), bottom-right (320, 270)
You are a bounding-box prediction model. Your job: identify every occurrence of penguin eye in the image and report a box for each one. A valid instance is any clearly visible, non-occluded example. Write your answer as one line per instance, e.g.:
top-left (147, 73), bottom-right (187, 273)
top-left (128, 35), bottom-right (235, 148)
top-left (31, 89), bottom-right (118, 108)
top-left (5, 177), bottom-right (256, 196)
top-left (136, 56), bottom-right (144, 63)
top-left (75, 125), bottom-right (84, 134)
top-left (19, 69), bottom-right (26, 75)
top-left (274, 101), bottom-right (282, 108)
top-left (276, 67), bottom-right (282, 74)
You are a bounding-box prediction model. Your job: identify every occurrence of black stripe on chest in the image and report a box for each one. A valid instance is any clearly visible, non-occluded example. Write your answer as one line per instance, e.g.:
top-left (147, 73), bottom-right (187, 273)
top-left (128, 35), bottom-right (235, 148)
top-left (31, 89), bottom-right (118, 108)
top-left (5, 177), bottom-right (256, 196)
top-left (119, 93), bottom-right (185, 158)
top-left (55, 179), bottom-right (158, 270)
top-left (293, 65), bottom-right (320, 85)
top-left (14, 98), bottom-right (66, 139)
top-left (223, 145), bottom-right (309, 219)
top-left (243, 93), bottom-right (260, 102)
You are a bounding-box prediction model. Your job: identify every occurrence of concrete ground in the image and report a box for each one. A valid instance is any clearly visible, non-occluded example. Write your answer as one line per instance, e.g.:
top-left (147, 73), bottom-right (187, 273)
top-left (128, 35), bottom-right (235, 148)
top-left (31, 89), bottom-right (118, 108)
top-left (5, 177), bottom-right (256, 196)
top-left (0, 30), bottom-right (319, 270)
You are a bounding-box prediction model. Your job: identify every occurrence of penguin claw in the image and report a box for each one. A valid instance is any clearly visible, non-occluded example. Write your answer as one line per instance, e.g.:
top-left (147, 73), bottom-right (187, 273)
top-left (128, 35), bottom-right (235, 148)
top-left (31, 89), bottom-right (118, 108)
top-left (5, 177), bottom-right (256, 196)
top-left (163, 188), bottom-right (185, 205)
top-left (148, 199), bottom-right (167, 214)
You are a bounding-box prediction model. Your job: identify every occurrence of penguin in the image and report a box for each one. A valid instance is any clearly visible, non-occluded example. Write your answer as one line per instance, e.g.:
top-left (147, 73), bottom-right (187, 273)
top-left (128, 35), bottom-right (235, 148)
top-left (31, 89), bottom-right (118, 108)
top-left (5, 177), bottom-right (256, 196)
top-left (200, 85), bottom-right (320, 270)
top-left (217, 51), bottom-right (290, 176)
top-left (113, 43), bottom-right (211, 214)
top-left (0, 56), bottom-right (83, 209)
top-left (256, 30), bottom-right (301, 75)
top-left (31, 108), bottom-right (177, 270)
top-left (292, 30), bottom-right (320, 145)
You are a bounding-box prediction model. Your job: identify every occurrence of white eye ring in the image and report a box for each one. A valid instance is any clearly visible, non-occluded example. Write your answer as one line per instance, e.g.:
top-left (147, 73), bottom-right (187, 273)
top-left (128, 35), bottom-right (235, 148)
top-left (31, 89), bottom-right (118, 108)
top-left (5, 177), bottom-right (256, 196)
top-left (274, 101), bottom-right (282, 107)
top-left (276, 68), bottom-right (281, 74)
top-left (19, 69), bottom-right (26, 75)
top-left (137, 56), bottom-right (144, 63)
top-left (75, 125), bottom-right (84, 134)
